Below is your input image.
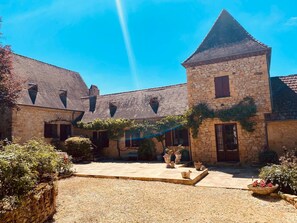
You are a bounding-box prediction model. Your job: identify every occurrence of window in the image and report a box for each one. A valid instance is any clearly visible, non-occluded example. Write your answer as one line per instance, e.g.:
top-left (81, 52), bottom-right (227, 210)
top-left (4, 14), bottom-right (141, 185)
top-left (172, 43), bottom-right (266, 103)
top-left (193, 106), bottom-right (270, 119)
top-left (109, 102), bottom-right (117, 117)
top-left (60, 124), bottom-right (71, 141)
top-left (150, 97), bottom-right (159, 114)
top-left (44, 123), bottom-right (58, 138)
top-left (59, 90), bottom-right (67, 108)
top-left (125, 130), bottom-right (141, 147)
top-left (93, 131), bottom-right (109, 148)
top-left (165, 128), bottom-right (189, 147)
top-left (215, 76), bottom-right (230, 98)
top-left (28, 83), bottom-right (38, 104)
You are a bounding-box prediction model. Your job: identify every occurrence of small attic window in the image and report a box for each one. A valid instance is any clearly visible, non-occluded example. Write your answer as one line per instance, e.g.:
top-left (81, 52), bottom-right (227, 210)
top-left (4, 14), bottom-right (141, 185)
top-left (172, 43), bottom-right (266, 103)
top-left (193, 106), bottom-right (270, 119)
top-left (89, 96), bottom-right (97, 113)
top-left (28, 83), bottom-right (38, 104)
top-left (150, 97), bottom-right (159, 114)
top-left (59, 90), bottom-right (67, 108)
top-left (109, 102), bottom-right (117, 117)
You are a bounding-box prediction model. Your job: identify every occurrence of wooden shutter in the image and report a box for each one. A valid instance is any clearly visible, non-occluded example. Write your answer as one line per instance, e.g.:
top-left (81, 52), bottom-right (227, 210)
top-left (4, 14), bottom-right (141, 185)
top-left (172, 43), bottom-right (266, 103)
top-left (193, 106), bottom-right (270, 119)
top-left (165, 131), bottom-right (172, 147)
top-left (222, 76), bottom-right (230, 97)
top-left (102, 131), bottom-right (109, 147)
top-left (181, 129), bottom-right (189, 146)
top-left (125, 131), bottom-right (131, 147)
top-left (132, 132), bottom-right (140, 147)
top-left (44, 123), bottom-right (51, 138)
top-left (215, 76), bottom-right (230, 98)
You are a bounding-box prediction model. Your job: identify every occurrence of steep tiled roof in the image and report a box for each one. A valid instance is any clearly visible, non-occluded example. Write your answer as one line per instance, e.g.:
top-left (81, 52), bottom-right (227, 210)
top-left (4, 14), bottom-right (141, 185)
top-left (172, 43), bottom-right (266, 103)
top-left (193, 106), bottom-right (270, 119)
top-left (183, 10), bottom-right (271, 67)
top-left (12, 53), bottom-right (89, 111)
top-left (81, 84), bottom-right (188, 122)
top-left (267, 74), bottom-right (297, 120)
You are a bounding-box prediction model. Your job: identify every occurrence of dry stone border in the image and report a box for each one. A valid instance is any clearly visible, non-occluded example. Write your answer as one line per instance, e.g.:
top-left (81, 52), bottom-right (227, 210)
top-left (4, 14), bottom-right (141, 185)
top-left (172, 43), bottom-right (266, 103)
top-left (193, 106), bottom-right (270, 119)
top-left (0, 181), bottom-right (58, 223)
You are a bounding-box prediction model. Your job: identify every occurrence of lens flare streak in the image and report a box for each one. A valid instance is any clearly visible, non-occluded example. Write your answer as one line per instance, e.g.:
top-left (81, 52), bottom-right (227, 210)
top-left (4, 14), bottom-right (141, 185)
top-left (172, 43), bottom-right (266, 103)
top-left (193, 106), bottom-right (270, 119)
top-left (115, 0), bottom-right (140, 89)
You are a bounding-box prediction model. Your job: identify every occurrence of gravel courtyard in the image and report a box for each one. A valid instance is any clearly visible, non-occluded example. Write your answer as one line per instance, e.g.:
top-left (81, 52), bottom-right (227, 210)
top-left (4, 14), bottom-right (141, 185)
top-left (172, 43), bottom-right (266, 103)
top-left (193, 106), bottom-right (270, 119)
top-left (51, 177), bottom-right (297, 223)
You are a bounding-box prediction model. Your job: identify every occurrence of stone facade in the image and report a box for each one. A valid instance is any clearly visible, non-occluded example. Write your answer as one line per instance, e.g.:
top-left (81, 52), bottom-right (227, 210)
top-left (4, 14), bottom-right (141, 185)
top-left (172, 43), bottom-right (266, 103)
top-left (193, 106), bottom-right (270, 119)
top-left (0, 181), bottom-right (58, 223)
top-left (267, 120), bottom-right (297, 155)
top-left (186, 54), bottom-right (272, 163)
top-left (11, 105), bottom-right (83, 144)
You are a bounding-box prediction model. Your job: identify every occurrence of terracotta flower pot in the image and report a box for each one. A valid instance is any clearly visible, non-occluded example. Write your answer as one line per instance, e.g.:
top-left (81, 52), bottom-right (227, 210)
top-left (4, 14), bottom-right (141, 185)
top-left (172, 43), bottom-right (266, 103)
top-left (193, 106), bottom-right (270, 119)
top-left (181, 171), bottom-right (191, 179)
top-left (247, 184), bottom-right (279, 195)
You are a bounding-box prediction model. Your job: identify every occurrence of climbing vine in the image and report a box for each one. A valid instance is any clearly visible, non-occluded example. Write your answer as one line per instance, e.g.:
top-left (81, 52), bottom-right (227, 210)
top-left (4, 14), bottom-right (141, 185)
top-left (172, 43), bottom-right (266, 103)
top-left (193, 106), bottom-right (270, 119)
top-left (186, 97), bottom-right (257, 138)
top-left (77, 97), bottom-right (257, 141)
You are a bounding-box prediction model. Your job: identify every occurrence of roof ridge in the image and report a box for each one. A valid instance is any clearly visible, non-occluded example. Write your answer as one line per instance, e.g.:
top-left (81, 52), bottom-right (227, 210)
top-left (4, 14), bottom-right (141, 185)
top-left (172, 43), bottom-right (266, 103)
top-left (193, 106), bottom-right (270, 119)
top-left (100, 83), bottom-right (187, 97)
top-left (13, 52), bottom-right (80, 74)
top-left (221, 10), bottom-right (269, 49)
top-left (273, 74), bottom-right (297, 78)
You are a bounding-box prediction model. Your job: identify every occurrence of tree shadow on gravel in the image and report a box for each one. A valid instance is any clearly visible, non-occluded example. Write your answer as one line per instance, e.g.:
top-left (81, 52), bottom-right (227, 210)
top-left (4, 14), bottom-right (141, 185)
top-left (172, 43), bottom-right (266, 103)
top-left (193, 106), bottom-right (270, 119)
top-left (251, 193), bottom-right (282, 203)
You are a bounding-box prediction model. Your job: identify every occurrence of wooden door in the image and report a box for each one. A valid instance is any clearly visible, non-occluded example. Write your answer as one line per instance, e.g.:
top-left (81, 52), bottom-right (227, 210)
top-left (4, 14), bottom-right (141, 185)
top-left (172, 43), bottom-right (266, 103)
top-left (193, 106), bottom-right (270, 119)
top-left (215, 124), bottom-right (239, 162)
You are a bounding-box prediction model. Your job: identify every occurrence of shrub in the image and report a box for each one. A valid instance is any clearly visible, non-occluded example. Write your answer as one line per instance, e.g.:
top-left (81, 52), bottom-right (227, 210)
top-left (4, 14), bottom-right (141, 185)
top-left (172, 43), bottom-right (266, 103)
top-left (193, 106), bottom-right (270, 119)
top-left (259, 148), bottom-right (297, 195)
top-left (181, 148), bottom-right (190, 162)
top-left (64, 137), bottom-right (92, 161)
top-left (56, 152), bottom-right (73, 176)
top-left (0, 139), bottom-right (73, 204)
top-left (137, 139), bottom-right (156, 161)
top-left (0, 152), bottom-right (37, 200)
top-left (258, 149), bottom-right (279, 164)
top-left (259, 164), bottom-right (297, 194)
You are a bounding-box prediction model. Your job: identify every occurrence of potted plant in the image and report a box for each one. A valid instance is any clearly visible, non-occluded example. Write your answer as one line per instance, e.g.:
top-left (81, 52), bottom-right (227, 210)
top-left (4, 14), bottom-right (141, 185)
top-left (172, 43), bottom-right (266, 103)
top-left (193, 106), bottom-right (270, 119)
top-left (175, 150), bottom-right (182, 164)
top-left (247, 180), bottom-right (278, 195)
top-left (163, 148), bottom-right (173, 168)
top-left (194, 161), bottom-right (203, 170)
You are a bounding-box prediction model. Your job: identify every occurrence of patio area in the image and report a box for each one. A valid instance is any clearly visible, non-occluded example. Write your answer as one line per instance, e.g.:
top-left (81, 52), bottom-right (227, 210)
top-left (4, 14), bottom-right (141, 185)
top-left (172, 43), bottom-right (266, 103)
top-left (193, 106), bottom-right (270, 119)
top-left (73, 162), bottom-right (208, 185)
top-left (73, 162), bottom-right (259, 189)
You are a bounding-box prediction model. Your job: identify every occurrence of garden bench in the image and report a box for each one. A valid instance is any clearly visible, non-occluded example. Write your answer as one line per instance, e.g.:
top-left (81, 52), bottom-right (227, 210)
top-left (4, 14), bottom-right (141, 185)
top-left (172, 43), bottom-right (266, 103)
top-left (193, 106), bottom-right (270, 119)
top-left (123, 151), bottom-right (138, 161)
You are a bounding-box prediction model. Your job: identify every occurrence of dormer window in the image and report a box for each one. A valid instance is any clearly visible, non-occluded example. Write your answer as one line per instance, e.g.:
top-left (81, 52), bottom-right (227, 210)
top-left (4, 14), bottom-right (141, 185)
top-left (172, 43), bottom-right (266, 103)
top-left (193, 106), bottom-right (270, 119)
top-left (109, 102), bottom-right (117, 117)
top-left (150, 97), bottom-right (159, 114)
top-left (89, 96), bottom-right (96, 113)
top-left (28, 83), bottom-right (38, 104)
top-left (59, 89), bottom-right (67, 108)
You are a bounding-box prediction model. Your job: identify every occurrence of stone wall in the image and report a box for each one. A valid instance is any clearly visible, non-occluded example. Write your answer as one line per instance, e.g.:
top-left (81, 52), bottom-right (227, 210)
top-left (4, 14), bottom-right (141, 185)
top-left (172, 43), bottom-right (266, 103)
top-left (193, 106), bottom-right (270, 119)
top-left (0, 107), bottom-right (13, 140)
top-left (186, 54), bottom-right (272, 163)
top-left (11, 105), bottom-right (83, 143)
top-left (267, 120), bottom-right (297, 155)
top-left (0, 181), bottom-right (58, 223)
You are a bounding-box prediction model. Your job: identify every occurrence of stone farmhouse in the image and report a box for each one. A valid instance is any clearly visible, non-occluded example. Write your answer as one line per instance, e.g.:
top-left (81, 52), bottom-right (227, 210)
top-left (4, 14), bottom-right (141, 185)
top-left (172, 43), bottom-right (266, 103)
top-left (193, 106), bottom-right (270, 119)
top-left (0, 10), bottom-right (296, 164)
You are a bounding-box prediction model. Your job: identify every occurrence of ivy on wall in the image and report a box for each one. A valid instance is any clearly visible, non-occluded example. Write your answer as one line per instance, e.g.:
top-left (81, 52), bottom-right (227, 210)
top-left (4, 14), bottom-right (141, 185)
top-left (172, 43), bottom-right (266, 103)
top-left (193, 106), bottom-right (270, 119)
top-left (186, 97), bottom-right (257, 138)
top-left (77, 97), bottom-right (257, 140)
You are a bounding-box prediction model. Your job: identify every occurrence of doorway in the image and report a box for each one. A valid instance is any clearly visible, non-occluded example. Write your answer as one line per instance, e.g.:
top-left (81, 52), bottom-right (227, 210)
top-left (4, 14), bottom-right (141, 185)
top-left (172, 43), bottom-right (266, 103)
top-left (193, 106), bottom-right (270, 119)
top-left (215, 124), bottom-right (239, 162)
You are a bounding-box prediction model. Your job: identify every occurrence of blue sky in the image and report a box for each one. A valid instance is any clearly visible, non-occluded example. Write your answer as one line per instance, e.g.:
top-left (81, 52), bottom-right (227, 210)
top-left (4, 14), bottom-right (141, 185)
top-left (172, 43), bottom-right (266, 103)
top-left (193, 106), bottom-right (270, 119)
top-left (1, 0), bottom-right (297, 94)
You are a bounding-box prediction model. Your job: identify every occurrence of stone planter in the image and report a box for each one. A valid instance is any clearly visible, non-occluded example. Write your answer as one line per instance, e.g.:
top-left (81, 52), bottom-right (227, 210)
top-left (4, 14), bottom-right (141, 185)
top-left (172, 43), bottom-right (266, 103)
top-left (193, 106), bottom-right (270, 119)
top-left (247, 184), bottom-right (279, 195)
top-left (0, 181), bottom-right (58, 223)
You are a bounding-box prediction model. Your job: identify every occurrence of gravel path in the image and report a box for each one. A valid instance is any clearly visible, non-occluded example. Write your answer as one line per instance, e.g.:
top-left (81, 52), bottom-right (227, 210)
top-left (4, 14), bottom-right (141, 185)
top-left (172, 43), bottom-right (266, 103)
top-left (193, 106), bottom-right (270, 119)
top-left (51, 177), bottom-right (297, 223)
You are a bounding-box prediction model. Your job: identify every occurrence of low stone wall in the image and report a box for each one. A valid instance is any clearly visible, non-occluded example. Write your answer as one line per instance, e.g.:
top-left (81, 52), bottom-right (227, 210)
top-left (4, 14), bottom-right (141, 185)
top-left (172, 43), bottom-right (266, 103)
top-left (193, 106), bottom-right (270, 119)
top-left (0, 181), bottom-right (58, 223)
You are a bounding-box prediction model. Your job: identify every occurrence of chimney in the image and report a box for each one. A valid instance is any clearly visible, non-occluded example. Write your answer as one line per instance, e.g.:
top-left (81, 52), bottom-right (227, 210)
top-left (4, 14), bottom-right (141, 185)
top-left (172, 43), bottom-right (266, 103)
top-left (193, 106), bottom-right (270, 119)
top-left (89, 85), bottom-right (100, 96)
